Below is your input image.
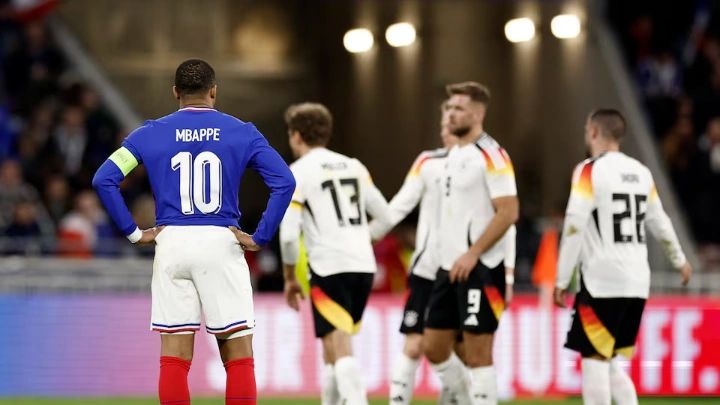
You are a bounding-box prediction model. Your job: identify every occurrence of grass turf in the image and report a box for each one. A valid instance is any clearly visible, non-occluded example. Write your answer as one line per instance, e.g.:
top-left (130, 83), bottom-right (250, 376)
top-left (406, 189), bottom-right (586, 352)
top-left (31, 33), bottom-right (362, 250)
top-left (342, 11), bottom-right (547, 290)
top-left (0, 399), bottom-right (717, 405)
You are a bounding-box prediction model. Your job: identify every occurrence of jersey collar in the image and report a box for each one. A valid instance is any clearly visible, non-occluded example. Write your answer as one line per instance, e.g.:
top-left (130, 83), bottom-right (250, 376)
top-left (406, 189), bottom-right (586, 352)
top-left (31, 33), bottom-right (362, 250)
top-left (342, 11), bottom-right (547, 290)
top-left (178, 106), bottom-right (217, 112)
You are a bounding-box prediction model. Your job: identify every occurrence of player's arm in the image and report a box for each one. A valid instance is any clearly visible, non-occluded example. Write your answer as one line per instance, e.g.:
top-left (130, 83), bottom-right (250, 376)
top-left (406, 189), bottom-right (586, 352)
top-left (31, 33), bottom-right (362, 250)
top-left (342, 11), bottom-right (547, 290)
top-left (645, 183), bottom-right (691, 285)
top-left (368, 154), bottom-right (426, 241)
top-left (245, 124), bottom-right (297, 247)
top-left (279, 174), bottom-right (305, 311)
top-left (361, 166), bottom-right (391, 226)
top-left (92, 132), bottom-right (157, 244)
top-left (451, 147), bottom-right (519, 282)
top-left (503, 224), bottom-right (517, 306)
top-left (554, 163), bottom-right (595, 306)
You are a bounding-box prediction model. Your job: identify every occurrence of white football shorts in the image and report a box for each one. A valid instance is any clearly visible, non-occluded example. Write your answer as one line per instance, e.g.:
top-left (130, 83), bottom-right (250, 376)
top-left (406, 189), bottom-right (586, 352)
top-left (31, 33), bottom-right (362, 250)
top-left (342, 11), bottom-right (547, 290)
top-left (150, 225), bottom-right (254, 338)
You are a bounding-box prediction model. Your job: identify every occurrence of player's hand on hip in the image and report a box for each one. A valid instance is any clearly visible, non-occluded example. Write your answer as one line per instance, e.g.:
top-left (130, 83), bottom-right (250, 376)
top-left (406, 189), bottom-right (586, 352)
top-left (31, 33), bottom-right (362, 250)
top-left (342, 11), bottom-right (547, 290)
top-left (138, 225), bottom-right (165, 245)
top-left (228, 226), bottom-right (260, 251)
top-left (679, 262), bottom-right (693, 286)
top-left (449, 251), bottom-right (479, 283)
top-left (284, 279), bottom-right (305, 312)
top-left (553, 287), bottom-right (567, 308)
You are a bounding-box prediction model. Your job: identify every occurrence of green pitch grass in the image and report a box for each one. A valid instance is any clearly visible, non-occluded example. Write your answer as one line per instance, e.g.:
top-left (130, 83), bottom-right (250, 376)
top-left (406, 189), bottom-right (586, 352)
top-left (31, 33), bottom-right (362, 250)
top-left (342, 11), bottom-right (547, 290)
top-left (0, 398), bottom-right (718, 405)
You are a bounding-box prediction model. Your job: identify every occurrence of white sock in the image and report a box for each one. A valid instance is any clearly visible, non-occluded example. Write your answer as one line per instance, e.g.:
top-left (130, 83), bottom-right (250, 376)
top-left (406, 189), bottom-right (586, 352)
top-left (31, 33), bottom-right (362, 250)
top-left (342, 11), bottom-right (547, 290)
top-left (582, 358), bottom-right (611, 405)
top-left (469, 366), bottom-right (497, 405)
top-left (610, 360), bottom-right (638, 405)
top-left (430, 355), bottom-right (473, 405)
top-left (334, 356), bottom-right (368, 405)
top-left (321, 363), bottom-right (341, 405)
top-left (389, 353), bottom-right (420, 404)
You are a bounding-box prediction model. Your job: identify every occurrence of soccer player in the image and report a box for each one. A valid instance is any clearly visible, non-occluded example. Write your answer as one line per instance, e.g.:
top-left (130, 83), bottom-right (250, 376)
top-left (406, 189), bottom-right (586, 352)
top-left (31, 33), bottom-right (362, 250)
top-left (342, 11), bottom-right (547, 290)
top-left (92, 59), bottom-right (296, 405)
top-left (369, 104), bottom-right (517, 405)
top-left (554, 109), bottom-right (692, 405)
top-left (423, 82), bottom-right (519, 405)
top-left (278, 102), bottom-right (390, 405)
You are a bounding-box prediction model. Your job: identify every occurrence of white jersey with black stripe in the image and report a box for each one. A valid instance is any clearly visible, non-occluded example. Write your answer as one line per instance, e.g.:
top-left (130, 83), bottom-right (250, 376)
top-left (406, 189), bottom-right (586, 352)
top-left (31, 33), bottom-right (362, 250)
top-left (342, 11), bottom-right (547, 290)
top-left (279, 148), bottom-right (390, 277)
top-left (369, 148), bottom-right (448, 280)
top-left (556, 151), bottom-right (686, 298)
top-left (438, 134), bottom-right (518, 270)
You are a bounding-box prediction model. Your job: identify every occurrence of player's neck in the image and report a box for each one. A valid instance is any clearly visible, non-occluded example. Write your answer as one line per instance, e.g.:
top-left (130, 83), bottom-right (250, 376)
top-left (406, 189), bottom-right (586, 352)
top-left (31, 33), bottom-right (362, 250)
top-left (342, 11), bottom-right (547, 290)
top-left (592, 143), bottom-right (620, 157)
top-left (179, 98), bottom-right (214, 109)
top-left (297, 145), bottom-right (323, 158)
top-left (457, 126), bottom-right (484, 146)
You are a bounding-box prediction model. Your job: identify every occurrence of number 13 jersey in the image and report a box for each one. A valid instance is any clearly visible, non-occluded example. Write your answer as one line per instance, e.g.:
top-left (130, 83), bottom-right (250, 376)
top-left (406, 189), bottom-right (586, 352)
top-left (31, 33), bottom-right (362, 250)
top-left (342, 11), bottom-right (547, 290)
top-left (281, 148), bottom-right (390, 276)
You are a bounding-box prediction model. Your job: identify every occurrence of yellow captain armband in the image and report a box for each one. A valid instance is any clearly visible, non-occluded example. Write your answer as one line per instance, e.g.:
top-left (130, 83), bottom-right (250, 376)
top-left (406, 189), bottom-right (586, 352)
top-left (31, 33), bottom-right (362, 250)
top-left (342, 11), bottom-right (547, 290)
top-left (109, 147), bottom-right (139, 176)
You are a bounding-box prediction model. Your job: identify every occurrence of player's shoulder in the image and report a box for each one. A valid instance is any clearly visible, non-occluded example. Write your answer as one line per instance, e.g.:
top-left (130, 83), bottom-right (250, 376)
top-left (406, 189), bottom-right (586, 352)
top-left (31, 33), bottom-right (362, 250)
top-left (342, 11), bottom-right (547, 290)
top-left (474, 133), bottom-right (504, 151)
top-left (422, 147), bottom-right (449, 159)
top-left (124, 119), bottom-right (157, 144)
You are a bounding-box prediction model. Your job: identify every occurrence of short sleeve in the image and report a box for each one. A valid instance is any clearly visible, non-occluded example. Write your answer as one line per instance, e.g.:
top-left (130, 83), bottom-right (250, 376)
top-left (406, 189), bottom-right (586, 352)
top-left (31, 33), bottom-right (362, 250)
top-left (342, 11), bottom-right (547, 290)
top-left (479, 146), bottom-right (517, 199)
top-left (406, 152), bottom-right (430, 179)
top-left (566, 160), bottom-right (595, 218)
top-left (290, 166), bottom-right (305, 204)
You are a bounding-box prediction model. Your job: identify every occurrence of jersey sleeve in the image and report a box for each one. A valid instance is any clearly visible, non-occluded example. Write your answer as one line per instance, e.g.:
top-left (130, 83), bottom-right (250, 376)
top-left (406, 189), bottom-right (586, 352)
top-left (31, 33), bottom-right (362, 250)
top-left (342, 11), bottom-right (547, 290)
top-left (360, 163), bottom-right (391, 225)
top-left (645, 181), bottom-right (687, 268)
top-left (479, 146), bottom-right (517, 199)
top-left (245, 124), bottom-right (297, 246)
top-left (368, 153), bottom-right (426, 240)
top-left (556, 161), bottom-right (596, 289)
top-left (91, 124), bottom-right (149, 243)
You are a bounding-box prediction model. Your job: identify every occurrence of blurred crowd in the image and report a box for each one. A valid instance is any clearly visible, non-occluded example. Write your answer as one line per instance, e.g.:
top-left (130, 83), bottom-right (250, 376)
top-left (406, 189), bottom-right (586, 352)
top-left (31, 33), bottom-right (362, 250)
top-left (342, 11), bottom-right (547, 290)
top-left (609, 0), bottom-right (720, 270)
top-left (0, 8), bottom-right (155, 258)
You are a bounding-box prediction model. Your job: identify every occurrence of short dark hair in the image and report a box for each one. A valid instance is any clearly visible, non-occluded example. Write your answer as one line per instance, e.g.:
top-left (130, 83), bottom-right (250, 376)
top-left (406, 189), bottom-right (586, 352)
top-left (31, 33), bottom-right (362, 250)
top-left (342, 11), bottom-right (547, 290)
top-left (589, 108), bottom-right (626, 142)
top-left (174, 59), bottom-right (215, 97)
top-left (446, 81), bottom-right (491, 106)
top-left (284, 102), bottom-right (333, 147)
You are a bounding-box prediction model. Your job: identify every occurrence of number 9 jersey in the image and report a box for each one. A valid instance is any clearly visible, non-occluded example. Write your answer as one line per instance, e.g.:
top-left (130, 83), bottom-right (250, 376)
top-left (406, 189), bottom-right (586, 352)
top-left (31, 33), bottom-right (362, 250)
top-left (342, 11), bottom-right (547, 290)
top-left (279, 148), bottom-right (390, 277)
top-left (556, 151), bottom-right (687, 299)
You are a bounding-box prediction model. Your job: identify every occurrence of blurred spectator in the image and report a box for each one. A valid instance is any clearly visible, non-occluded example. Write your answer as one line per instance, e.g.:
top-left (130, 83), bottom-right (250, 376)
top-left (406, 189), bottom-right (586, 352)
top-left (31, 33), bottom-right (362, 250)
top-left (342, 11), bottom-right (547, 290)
top-left (43, 175), bottom-right (70, 224)
top-left (690, 118), bottom-right (720, 243)
top-left (629, 15), bottom-right (654, 65)
top-left (0, 159), bottom-right (53, 233)
top-left (1, 198), bottom-right (50, 255)
top-left (57, 190), bottom-right (115, 257)
top-left (0, 100), bottom-right (19, 159)
top-left (636, 46), bottom-right (683, 99)
top-left (44, 105), bottom-right (87, 179)
top-left (3, 20), bottom-right (63, 111)
top-left (684, 36), bottom-right (720, 96)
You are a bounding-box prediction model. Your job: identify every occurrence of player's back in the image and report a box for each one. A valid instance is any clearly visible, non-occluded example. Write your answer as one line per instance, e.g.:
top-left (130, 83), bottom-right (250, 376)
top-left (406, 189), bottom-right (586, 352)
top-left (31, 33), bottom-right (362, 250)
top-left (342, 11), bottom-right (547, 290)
top-left (580, 151), bottom-right (655, 297)
top-left (292, 148), bottom-right (378, 275)
top-left (124, 107), bottom-right (259, 227)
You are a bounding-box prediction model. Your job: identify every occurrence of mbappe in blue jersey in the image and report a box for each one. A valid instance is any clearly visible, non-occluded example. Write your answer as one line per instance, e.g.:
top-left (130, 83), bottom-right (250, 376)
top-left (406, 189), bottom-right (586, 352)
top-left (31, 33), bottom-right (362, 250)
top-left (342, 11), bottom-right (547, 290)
top-left (92, 106), bottom-right (295, 246)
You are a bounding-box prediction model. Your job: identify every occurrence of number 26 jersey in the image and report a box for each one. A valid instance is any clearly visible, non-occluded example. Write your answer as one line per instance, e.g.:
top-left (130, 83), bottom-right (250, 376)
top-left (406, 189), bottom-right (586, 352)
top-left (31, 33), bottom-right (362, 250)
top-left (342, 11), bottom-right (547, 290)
top-left (562, 151), bottom-right (686, 298)
top-left (282, 148), bottom-right (390, 276)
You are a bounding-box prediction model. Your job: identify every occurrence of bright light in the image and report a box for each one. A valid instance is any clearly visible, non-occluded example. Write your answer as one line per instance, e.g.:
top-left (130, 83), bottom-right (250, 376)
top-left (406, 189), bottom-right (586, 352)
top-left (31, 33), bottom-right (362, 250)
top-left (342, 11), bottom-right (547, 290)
top-left (343, 28), bottom-right (374, 53)
top-left (551, 14), bottom-right (581, 39)
top-left (385, 22), bottom-right (416, 47)
top-left (504, 18), bottom-right (535, 43)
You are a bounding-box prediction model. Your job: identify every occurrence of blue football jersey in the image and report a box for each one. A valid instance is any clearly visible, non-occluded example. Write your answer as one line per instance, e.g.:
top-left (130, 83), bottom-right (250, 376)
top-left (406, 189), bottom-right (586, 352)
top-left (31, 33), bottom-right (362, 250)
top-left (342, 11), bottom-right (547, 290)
top-left (93, 106), bottom-right (295, 246)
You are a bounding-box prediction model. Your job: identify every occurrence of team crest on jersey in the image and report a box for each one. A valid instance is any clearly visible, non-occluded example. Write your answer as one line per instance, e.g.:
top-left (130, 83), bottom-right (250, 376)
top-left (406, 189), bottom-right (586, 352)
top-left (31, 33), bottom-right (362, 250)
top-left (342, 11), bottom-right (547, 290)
top-left (566, 225), bottom-right (579, 237)
top-left (404, 310), bottom-right (419, 327)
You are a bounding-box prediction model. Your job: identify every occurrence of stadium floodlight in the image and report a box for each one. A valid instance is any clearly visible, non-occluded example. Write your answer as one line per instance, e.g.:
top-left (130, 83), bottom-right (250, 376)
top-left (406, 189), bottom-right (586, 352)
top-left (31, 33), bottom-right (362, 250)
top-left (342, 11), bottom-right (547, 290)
top-left (504, 18), bottom-right (535, 43)
top-left (385, 22), bottom-right (416, 47)
top-left (551, 14), bottom-right (581, 39)
top-left (344, 28), bottom-right (374, 53)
